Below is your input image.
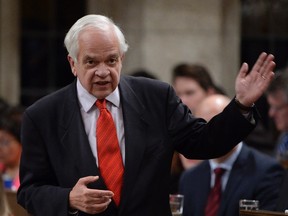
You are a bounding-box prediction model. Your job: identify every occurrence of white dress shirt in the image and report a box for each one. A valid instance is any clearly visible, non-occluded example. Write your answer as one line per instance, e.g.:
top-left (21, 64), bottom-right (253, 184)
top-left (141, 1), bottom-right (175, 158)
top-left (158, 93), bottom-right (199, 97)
top-left (76, 79), bottom-right (125, 166)
top-left (208, 142), bottom-right (243, 191)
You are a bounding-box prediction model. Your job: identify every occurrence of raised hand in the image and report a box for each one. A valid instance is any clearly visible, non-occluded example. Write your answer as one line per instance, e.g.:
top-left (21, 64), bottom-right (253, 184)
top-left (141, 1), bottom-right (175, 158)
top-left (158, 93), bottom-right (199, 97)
top-left (235, 52), bottom-right (276, 107)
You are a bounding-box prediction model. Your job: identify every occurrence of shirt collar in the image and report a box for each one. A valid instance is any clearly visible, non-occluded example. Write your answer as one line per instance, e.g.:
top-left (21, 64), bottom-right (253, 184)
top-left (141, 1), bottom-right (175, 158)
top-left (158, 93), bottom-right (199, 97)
top-left (76, 78), bottom-right (120, 112)
top-left (209, 142), bottom-right (243, 172)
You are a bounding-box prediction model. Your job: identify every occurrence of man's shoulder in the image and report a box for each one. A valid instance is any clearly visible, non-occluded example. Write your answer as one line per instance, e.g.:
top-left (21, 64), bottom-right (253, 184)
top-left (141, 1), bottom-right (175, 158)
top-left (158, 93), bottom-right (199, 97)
top-left (26, 82), bottom-right (76, 113)
top-left (121, 75), bottom-right (169, 89)
top-left (240, 144), bottom-right (283, 170)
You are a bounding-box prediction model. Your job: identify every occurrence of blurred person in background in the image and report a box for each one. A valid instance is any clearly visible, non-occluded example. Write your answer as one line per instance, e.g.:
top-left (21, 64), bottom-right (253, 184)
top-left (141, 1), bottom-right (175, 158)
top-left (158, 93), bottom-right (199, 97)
top-left (179, 94), bottom-right (284, 216)
top-left (170, 63), bottom-right (224, 193)
top-left (267, 69), bottom-right (288, 168)
top-left (0, 175), bottom-right (13, 216)
top-left (171, 63), bottom-right (224, 173)
top-left (243, 94), bottom-right (278, 156)
top-left (0, 106), bottom-right (23, 191)
top-left (172, 63), bottom-right (225, 114)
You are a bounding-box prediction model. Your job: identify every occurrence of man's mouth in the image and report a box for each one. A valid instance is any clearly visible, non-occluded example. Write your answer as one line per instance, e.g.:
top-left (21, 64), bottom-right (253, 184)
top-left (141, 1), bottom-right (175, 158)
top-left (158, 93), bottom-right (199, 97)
top-left (96, 81), bottom-right (110, 85)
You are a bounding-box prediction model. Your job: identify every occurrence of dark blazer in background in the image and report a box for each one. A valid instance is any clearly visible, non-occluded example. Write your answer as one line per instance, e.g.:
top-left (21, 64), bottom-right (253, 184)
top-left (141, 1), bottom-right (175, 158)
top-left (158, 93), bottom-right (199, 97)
top-left (276, 169), bottom-right (288, 211)
top-left (179, 144), bottom-right (284, 216)
top-left (18, 76), bottom-right (256, 216)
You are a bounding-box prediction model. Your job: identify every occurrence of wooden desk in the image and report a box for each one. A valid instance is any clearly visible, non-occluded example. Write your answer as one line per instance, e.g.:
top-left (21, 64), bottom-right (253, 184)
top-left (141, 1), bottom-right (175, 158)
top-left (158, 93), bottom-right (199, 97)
top-left (240, 209), bottom-right (288, 216)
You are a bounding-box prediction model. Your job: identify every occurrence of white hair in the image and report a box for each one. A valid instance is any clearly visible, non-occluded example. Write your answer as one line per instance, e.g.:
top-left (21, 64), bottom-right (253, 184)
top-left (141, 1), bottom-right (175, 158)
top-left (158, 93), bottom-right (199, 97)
top-left (64, 14), bottom-right (129, 61)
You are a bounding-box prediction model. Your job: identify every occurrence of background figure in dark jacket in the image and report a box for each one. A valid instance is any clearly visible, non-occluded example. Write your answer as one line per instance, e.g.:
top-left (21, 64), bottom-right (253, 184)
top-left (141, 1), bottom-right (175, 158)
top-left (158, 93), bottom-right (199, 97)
top-left (179, 95), bottom-right (284, 216)
top-left (276, 169), bottom-right (288, 211)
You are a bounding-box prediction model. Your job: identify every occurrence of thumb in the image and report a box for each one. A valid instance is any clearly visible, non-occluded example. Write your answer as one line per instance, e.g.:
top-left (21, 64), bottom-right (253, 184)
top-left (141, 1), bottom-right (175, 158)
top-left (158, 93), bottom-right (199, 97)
top-left (238, 62), bottom-right (249, 78)
top-left (79, 176), bottom-right (99, 186)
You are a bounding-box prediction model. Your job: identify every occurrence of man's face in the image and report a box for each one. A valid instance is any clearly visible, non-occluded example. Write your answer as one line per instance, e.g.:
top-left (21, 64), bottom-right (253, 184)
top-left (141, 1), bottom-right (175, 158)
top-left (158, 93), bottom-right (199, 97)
top-left (267, 90), bottom-right (288, 132)
top-left (173, 77), bottom-right (209, 113)
top-left (68, 26), bottom-right (123, 99)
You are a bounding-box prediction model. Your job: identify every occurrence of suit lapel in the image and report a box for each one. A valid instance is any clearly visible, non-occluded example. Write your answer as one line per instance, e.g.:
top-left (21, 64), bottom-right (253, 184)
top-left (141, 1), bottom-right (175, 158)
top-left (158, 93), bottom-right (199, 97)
top-left (118, 77), bottom-right (151, 211)
top-left (219, 146), bottom-right (248, 215)
top-left (197, 162), bottom-right (213, 215)
top-left (59, 82), bottom-right (105, 188)
top-left (59, 78), bottom-right (153, 210)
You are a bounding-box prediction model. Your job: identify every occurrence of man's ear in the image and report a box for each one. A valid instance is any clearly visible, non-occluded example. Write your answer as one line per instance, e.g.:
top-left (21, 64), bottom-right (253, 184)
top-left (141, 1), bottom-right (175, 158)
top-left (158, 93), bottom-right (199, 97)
top-left (120, 54), bottom-right (125, 61)
top-left (67, 55), bottom-right (77, 77)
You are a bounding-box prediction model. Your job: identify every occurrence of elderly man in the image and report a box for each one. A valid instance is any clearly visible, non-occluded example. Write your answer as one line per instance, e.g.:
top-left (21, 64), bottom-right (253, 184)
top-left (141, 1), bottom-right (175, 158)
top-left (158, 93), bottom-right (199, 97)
top-left (17, 14), bottom-right (275, 216)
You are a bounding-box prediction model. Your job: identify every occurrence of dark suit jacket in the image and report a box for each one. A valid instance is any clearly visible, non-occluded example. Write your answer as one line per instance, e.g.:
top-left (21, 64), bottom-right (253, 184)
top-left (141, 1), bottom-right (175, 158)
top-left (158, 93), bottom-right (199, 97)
top-left (17, 76), bottom-right (256, 216)
top-left (179, 144), bottom-right (284, 216)
top-left (276, 169), bottom-right (288, 211)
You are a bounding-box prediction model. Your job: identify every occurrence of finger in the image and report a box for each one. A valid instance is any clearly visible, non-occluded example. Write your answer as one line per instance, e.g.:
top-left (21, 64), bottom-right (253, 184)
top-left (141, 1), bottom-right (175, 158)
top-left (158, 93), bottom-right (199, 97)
top-left (91, 199), bottom-right (112, 214)
top-left (84, 197), bottom-right (112, 214)
top-left (261, 62), bottom-right (275, 82)
top-left (78, 176), bottom-right (99, 185)
top-left (238, 62), bottom-right (249, 78)
top-left (251, 52), bottom-right (267, 72)
top-left (259, 54), bottom-right (275, 76)
top-left (88, 189), bottom-right (114, 198)
top-left (88, 196), bottom-right (112, 204)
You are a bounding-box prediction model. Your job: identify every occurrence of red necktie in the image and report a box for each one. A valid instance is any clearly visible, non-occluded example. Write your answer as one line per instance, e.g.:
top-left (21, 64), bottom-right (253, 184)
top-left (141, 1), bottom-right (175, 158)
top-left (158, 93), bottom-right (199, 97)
top-left (96, 99), bottom-right (124, 206)
top-left (205, 168), bottom-right (226, 216)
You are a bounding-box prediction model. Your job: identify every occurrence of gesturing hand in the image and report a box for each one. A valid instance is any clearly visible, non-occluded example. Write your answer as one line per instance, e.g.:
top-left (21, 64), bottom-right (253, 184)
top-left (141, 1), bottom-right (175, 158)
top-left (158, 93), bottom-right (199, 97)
top-left (69, 176), bottom-right (114, 214)
top-left (235, 52), bottom-right (276, 106)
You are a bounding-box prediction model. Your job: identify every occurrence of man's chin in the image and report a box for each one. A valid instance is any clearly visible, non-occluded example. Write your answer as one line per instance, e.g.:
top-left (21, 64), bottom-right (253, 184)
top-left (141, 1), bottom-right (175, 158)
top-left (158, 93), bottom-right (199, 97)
top-left (92, 89), bottom-right (111, 99)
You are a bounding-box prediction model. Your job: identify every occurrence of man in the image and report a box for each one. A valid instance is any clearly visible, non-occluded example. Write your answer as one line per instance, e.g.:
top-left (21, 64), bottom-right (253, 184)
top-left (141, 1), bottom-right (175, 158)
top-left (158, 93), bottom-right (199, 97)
top-left (179, 94), bottom-right (284, 216)
top-left (170, 63), bottom-right (220, 191)
top-left (17, 14), bottom-right (275, 216)
top-left (266, 70), bottom-right (288, 211)
top-left (171, 64), bottom-right (223, 171)
top-left (267, 71), bottom-right (288, 160)
top-left (172, 63), bottom-right (222, 114)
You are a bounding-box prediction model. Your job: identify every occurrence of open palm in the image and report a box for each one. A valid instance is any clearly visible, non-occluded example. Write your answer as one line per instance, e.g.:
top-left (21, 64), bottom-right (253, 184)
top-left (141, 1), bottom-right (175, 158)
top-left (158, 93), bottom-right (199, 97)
top-left (235, 52), bottom-right (276, 106)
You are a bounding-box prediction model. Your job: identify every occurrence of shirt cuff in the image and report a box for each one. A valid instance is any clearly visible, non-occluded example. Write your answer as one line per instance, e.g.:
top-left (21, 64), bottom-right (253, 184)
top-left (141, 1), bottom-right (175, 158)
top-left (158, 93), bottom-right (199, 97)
top-left (68, 209), bottom-right (78, 215)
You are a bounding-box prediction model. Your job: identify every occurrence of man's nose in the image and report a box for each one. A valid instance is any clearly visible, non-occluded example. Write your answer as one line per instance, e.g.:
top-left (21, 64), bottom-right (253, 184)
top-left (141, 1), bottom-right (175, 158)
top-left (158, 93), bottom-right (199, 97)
top-left (95, 63), bottom-right (109, 77)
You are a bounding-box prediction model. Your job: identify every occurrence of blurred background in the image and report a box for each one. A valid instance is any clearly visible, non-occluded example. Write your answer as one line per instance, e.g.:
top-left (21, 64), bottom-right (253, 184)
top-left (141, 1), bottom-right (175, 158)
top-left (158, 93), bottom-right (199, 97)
top-left (0, 0), bottom-right (288, 107)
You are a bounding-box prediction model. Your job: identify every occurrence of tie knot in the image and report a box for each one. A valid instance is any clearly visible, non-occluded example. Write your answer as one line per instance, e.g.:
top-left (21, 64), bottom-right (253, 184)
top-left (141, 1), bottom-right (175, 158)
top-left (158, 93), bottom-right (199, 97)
top-left (214, 167), bottom-right (226, 177)
top-left (96, 99), bottom-right (106, 110)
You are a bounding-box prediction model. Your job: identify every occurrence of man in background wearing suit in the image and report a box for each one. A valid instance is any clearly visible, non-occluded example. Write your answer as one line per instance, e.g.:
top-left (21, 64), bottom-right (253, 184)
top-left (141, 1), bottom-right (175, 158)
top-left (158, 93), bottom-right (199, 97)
top-left (267, 70), bottom-right (288, 162)
top-left (17, 14), bottom-right (275, 216)
top-left (267, 70), bottom-right (288, 211)
top-left (179, 94), bottom-right (284, 216)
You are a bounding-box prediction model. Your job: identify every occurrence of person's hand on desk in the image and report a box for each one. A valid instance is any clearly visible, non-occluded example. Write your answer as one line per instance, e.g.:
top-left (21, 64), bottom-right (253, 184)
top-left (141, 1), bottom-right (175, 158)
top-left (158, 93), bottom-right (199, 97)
top-left (235, 52), bottom-right (275, 110)
top-left (69, 176), bottom-right (114, 214)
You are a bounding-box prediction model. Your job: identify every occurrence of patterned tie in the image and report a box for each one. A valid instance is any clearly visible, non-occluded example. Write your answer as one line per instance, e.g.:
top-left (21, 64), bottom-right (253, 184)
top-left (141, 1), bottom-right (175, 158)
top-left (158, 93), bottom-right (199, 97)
top-left (96, 99), bottom-right (124, 206)
top-left (205, 168), bottom-right (226, 216)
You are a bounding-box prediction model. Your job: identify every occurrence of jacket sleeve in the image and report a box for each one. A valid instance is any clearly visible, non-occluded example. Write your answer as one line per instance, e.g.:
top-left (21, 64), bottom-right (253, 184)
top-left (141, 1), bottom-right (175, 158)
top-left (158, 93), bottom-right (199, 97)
top-left (17, 111), bottom-right (71, 216)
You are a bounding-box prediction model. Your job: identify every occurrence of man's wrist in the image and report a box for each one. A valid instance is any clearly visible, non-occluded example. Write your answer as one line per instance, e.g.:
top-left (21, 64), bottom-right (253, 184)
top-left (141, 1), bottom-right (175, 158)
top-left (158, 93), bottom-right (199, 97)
top-left (234, 98), bottom-right (254, 113)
